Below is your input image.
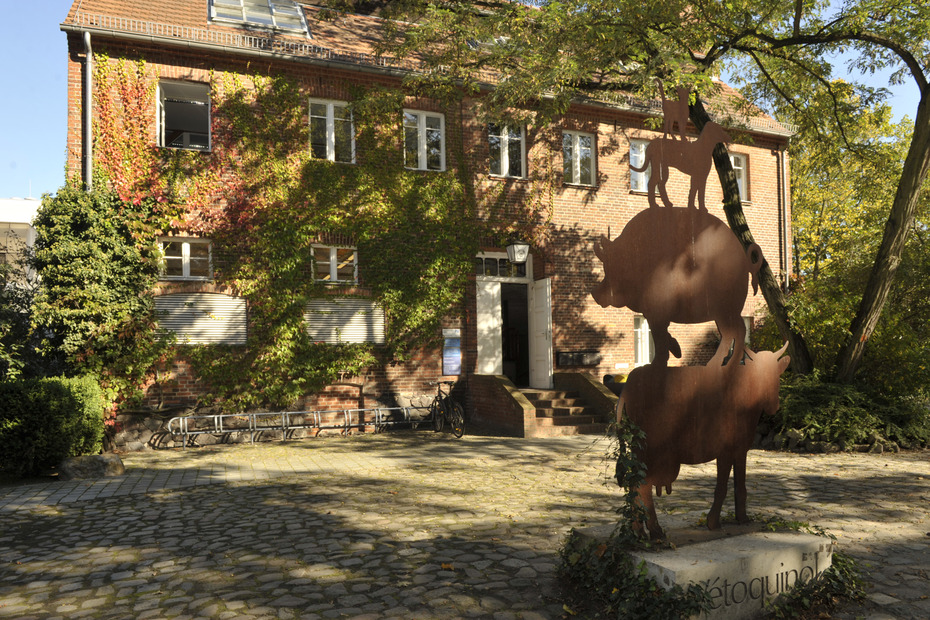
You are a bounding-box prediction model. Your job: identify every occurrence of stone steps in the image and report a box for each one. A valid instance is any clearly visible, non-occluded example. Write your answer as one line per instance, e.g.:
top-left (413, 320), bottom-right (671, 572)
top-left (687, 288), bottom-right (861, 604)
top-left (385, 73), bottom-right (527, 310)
top-left (521, 389), bottom-right (608, 437)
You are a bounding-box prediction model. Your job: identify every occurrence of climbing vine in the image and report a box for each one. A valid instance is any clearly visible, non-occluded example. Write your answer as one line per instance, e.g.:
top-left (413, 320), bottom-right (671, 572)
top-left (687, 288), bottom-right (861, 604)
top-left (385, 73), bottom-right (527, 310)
top-left (69, 52), bottom-right (556, 411)
top-left (559, 420), bottom-right (711, 618)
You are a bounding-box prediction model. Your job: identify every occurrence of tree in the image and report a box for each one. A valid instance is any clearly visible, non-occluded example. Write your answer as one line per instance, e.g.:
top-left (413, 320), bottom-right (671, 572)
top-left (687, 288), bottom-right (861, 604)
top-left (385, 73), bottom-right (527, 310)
top-left (0, 249), bottom-right (37, 381)
top-left (30, 186), bottom-right (170, 404)
top-left (766, 88), bottom-right (930, 395)
top-left (364, 0), bottom-right (930, 382)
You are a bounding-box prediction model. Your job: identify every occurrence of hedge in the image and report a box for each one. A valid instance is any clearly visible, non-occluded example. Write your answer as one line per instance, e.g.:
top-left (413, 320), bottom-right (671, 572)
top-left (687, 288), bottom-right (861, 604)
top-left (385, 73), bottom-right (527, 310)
top-left (0, 375), bottom-right (104, 477)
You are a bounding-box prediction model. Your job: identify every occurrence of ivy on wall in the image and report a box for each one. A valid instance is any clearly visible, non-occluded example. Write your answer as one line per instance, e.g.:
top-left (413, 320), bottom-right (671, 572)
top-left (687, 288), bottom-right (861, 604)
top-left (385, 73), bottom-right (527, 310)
top-left (78, 54), bottom-right (556, 411)
top-left (30, 186), bottom-right (175, 415)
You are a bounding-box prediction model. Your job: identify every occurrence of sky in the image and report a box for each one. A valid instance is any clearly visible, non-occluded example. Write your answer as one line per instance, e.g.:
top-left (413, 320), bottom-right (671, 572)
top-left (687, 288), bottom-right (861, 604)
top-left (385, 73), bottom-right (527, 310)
top-left (0, 1), bottom-right (922, 201)
top-left (0, 1), bottom-right (74, 199)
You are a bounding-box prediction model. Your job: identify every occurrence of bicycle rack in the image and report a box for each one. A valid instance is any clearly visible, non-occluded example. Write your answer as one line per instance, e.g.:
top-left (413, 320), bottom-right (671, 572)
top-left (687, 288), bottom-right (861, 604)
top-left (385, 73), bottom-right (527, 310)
top-left (166, 405), bottom-right (432, 448)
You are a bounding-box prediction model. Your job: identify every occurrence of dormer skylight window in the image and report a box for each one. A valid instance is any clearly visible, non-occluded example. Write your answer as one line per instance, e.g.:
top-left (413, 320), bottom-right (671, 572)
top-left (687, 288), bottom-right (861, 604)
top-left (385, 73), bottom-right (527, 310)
top-left (210, 0), bottom-right (310, 36)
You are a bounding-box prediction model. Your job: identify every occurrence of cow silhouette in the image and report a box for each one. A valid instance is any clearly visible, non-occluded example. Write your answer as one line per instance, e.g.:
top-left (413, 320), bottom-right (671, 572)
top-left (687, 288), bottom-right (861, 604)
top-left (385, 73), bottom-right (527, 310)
top-left (616, 343), bottom-right (791, 539)
top-left (630, 121), bottom-right (731, 211)
top-left (591, 206), bottom-right (762, 367)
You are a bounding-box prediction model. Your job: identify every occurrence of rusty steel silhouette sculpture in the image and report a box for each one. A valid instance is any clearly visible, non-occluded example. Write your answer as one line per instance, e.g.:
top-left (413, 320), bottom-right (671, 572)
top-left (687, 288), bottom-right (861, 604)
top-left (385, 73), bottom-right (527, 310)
top-left (658, 80), bottom-right (690, 141)
top-left (592, 208), bottom-right (763, 367)
top-left (616, 344), bottom-right (790, 539)
top-left (591, 90), bottom-right (788, 538)
top-left (631, 120), bottom-right (731, 211)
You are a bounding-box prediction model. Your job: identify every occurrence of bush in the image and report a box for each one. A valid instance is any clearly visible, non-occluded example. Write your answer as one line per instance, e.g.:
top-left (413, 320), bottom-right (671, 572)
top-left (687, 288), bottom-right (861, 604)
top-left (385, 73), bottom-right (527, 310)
top-left (775, 372), bottom-right (930, 448)
top-left (0, 375), bottom-right (105, 477)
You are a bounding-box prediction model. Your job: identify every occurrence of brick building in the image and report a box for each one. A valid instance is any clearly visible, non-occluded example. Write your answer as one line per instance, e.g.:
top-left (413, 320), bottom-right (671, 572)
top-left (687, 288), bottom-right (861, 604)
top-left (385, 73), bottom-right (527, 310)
top-left (61, 0), bottom-right (792, 436)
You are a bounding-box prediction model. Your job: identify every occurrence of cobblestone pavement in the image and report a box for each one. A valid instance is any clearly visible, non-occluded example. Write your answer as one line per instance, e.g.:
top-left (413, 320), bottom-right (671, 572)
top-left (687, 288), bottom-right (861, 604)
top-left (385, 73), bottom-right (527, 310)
top-left (1, 432), bottom-right (929, 619)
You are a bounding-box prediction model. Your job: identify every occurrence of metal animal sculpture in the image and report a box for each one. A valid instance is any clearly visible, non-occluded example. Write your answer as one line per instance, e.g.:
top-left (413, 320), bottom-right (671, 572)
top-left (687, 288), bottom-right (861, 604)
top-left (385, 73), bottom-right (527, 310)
top-left (591, 206), bottom-right (763, 367)
top-left (630, 121), bottom-right (731, 211)
top-left (616, 343), bottom-right (791, 539)
top-left (658, 80), bottom-right (690, 141)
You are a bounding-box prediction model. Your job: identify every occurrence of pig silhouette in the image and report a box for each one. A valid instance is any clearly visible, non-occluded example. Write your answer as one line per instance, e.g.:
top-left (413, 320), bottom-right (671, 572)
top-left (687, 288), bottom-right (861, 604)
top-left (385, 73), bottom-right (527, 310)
top-left (592, 206), bottom-right (762, 366)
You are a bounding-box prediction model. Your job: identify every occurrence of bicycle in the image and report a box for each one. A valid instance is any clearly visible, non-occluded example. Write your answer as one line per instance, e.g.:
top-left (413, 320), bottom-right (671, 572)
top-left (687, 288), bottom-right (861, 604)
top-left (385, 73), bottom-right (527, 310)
top-left (428, 380), bottom-right (465, 438)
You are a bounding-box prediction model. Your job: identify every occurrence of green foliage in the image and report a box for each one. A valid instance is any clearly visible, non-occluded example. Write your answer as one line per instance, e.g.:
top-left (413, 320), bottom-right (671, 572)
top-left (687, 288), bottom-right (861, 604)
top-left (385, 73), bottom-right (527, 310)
top-left (769, 371), bottom-right (930, 448)
top-left (30, 186), bottom-right (173, 410)
top-left (559, 528), bottom-right (710, 619)
top-left (557, 419), bottom-right (710, 618)
top-left (752, 86), bottom-right (930, 442)
top-left (764, 550), bottom-right (865, 619)
top-left (758, 519), bottom-right (865, 619)
top-left (0, 375), bottom-right (104, 477)
top-left (382, 0), bottom-right (930, 384)
top-left (776, 372), bottom-right (881, 445)
top-left (609, 418), bottom-right (649, 532)
top-left (0, 254), bottom-right (37, 381)
top-left (76, 56), bottom-right (502, 411)
top-left (180, 74), bottom-right (482, 409)
top-left (185, 342), bottom-right (377, 412)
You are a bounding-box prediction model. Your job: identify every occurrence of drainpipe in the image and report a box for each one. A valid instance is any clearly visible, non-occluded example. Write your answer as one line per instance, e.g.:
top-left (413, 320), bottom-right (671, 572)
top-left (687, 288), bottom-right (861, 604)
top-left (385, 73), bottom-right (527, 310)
top-left (83, 31), bottom-right (93, 191)
top-left (779, 142), bottom-right (790, 291)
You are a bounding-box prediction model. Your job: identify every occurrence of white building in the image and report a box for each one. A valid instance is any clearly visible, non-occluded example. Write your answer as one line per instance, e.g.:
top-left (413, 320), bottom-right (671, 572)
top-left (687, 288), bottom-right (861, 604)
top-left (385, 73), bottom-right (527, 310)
top-left (0, 197), bottom-right (41, 273)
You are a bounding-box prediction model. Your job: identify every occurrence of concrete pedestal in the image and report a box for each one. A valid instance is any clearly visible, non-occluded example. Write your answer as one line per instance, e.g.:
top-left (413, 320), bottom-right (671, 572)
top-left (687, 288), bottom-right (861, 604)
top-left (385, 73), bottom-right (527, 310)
top-left (578, 513), bottom-right (835, 620)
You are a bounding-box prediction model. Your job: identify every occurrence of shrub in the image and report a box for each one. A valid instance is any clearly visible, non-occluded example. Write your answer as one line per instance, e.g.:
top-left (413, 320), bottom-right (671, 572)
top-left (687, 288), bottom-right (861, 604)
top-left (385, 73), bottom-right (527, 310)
top-left (0, 375), bottom-right (105, 477)
top-left (775, 372), bottom-right (930, 448)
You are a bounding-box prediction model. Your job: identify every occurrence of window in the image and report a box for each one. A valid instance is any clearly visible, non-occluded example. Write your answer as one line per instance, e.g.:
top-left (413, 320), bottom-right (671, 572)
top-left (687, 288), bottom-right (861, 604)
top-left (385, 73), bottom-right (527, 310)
top-left (314, 246), bottom-right (357, 284)
top-left (209, 0), bottom-right (310, 35)
top-left (474, 256), bottom-right (526, 279)
top-left (633, 316), bottom-right (655, 367)
top-left (159, 82), bottom-right (210, 151)
top-left (630, 139), bottom-right (650, 192)
top-left (404, 110), bottom-right (445, 171)
top-left (489, 124), bottom-right (525, 178)
top-left (562, 130), bottom-right (595, 186)
top-left (160, 239), bottom-right (212, 280)
top-left (305, 298), bottom-right (385, 344)
top-left (310, 99), bottom-right (354, 163)
top-left (155, 293), bottom-right (247, 345)
top-left (730, 153), bottom-right (749, 202)
top-left (0, 223), bottom-right (30, 266)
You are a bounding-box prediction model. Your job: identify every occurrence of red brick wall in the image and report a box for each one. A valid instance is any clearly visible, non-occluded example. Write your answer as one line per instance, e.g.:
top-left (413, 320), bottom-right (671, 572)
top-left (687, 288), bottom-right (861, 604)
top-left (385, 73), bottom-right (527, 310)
top-left (66, 34), bottom-right (791, 413)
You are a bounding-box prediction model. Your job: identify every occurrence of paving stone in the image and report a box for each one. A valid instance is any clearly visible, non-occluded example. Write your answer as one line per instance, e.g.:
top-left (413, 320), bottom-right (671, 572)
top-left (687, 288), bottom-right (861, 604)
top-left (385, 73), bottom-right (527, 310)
top-left (1, 435), bottom-right (928, 619)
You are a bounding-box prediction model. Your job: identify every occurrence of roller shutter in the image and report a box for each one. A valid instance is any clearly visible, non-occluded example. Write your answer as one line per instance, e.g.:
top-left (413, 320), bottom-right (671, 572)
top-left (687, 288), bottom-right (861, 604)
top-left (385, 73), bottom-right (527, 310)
top-left (155, 292), bottom-right (247, 345)
top-left (305, 298), bottom-right (385, 344)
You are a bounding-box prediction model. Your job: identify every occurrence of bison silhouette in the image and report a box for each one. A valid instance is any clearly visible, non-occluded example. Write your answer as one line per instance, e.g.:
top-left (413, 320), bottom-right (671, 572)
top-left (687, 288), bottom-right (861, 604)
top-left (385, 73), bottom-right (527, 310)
top-left (592, 206), bottom-right (762, 367)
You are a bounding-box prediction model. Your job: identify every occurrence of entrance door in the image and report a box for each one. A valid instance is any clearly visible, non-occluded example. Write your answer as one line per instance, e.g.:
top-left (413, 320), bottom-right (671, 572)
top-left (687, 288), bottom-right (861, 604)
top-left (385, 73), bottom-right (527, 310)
top-left (475, 253), bottom-right (550, 387)
top-left (529, 277), bottom-right (553, 389)
top-left (501, 283), bottom-right (529, 386)
top-left (476, 280), bottom-right (503, 375)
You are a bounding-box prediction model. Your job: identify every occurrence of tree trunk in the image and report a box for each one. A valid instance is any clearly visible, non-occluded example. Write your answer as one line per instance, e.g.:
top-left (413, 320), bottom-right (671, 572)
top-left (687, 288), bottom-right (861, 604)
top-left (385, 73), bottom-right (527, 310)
top-left (690, 97), bottom-right (815, 373)
top-left (833, 89), bottom-right (930, 383)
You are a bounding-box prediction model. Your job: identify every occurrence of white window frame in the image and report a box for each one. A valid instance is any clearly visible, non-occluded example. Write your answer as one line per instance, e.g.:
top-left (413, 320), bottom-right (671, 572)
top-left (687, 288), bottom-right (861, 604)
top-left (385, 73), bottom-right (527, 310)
top-left (314, 245), bottom-right (358, 284)
top-left (474, 252), bottom-right (532, 282)
top-left (159, 238), bottom-right (213, 281)
top-left (309, 99), bottom-right (355, 163)
top-left (403, 110), bottom-right (446, 171)
top-left (730, 153), bottom-right (749, 202)
top-left (562, 130), bottom-right (595, 186)
top-left (209, 0), bottom-right (310, 35)
top-left (633, 316), bottom-right (655, 367)
top-left (0, 223), bottom-right (32, 266)
top-left (488, 124), bottom-right (526, 178)
top-left (630, 139), bottom-right (651, 192)
top-left (158, 81), bottom-right (211, 151)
